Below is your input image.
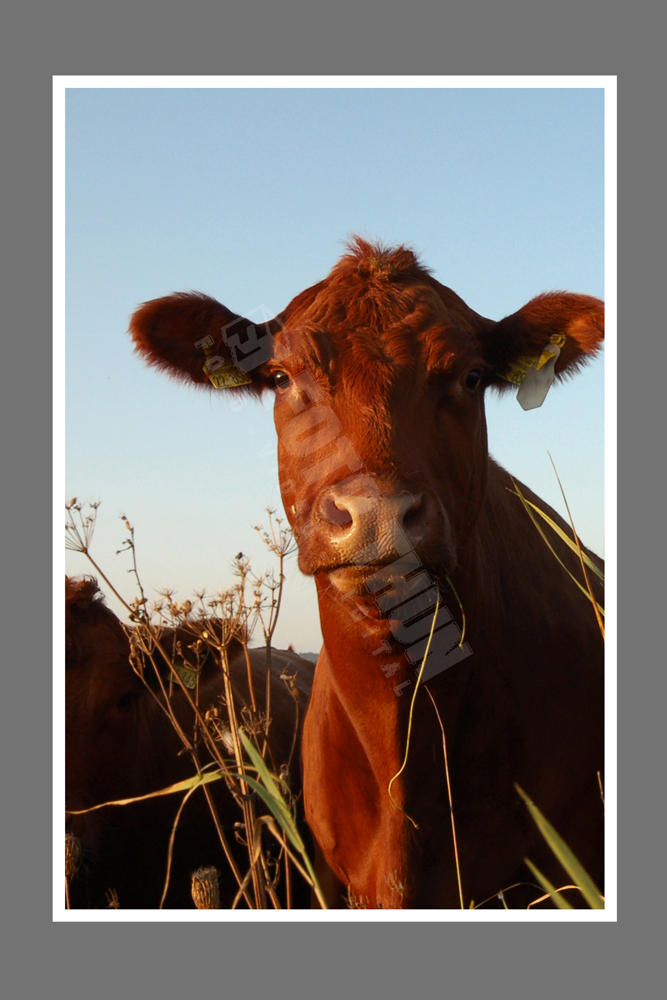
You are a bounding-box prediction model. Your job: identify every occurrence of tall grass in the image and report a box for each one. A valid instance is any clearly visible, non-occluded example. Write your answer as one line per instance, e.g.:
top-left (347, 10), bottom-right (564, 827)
top-left (65, 500), bottom-right (324, 909)
top-left (509, 463), bottom-right (605, 909)
top-left (517, 785), bottom-right (605, 909)
top-left (66, 461), bottom-right (605, 912)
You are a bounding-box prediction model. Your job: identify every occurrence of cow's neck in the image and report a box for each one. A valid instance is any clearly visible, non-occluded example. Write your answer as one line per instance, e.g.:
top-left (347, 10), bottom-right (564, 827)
top-left (305, 572), bottom-right (477, 907)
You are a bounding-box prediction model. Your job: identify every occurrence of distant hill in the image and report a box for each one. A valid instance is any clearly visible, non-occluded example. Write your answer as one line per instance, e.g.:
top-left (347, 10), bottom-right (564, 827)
top-left (298, 652), bottom-right (320, 664)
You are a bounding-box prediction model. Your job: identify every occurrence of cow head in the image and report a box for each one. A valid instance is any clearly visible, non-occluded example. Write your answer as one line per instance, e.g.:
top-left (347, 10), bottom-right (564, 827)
top-left (130, 238), bottom-right (603, 597)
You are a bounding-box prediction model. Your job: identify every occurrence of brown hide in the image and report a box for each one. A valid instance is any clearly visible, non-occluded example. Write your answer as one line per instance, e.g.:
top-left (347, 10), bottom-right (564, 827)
top-left (65, 576), bottom-right (314, 909)
top-left (129, 238), bottom-right (604, 909)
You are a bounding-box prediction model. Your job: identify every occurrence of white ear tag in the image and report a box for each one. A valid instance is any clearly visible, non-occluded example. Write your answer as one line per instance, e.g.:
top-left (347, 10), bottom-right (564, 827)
top-left (516, 336), bottom-right (564, 410)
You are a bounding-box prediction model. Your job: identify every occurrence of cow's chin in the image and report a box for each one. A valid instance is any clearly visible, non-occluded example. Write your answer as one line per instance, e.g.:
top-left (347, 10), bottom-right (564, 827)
top-left (323, 564), bottom-right (386, 595)
top-left (313, 547), bottom-right (458, 598)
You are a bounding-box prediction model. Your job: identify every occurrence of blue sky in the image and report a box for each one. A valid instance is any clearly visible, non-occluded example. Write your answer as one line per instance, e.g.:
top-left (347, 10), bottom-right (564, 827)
top-left (63, 83), bottom-right (607, 653)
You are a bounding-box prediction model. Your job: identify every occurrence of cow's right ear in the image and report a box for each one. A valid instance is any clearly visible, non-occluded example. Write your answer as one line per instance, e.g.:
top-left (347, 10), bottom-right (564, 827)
top-left (129, 292), bottom-right (279, 396)
top-left (479, 292), bottom-right (604, 391)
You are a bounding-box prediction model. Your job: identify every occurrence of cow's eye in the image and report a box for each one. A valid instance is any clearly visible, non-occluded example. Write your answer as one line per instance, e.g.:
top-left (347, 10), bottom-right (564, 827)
top-left (273, 371), bottom-right (291, 390)
top-left (115, 692), bottom-right (136, 713)
top-left (465, 370), bottom-right (482, 390)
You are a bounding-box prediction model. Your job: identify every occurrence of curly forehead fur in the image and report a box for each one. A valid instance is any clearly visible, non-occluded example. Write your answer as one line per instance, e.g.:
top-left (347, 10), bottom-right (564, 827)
top-left (280, 237), bottom-right (488, 383)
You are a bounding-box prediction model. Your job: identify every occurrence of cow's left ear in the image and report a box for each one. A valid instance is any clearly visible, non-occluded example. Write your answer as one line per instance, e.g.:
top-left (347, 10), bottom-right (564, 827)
top-left (480, 292), bottom-right (604, 390)
top-left (139, 626), bottom-right (221, 692)
top-left (141, 628), bottom-right (248, 693)
top-left (129, 292), bottom-right (279, 396)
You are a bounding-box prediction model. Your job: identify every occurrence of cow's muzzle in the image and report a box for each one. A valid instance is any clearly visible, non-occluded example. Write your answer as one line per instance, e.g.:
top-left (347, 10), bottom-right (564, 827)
top-left (296, 474), bottom-right (452, 583)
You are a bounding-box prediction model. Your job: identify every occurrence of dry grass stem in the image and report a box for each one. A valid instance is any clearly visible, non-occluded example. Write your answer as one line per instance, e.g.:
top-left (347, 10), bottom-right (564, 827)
top-left (424, 685), bottom-right (464, 910)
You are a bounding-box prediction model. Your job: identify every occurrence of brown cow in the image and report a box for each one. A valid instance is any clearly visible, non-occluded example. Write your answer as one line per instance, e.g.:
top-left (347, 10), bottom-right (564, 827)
top-left (65, 576), bottom-right (314, 908)
top-left (129, 238), bottom-right (604, 909)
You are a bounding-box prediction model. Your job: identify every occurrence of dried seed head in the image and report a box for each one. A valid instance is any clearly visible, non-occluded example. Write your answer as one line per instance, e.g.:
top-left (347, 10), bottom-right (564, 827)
top-left (66, 833), bottom-right (82, 881)
top-left (191, 866), bottom-right (220, 909)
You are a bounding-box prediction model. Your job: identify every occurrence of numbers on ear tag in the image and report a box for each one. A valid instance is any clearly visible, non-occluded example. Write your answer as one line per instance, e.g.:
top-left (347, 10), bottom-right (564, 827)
top-left (205, 362), bottom-right (253, 388)
top-left (501, 355), bottom-right (536, 387)
top-left (174, 661), bottom-right (199, 689)
top-left (195, 336), bottom-right (253, 388)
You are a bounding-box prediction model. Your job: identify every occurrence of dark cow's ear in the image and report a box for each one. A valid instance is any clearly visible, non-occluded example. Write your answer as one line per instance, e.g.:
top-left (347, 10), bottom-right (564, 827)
top-left (480, 292), bottom-right (604, 390)
top-left (140, 627), bottom-right (245, 693)
top-left (129, 292), bottom-right (278, 396)
top-left (137, 627), bottom-right (214, 692)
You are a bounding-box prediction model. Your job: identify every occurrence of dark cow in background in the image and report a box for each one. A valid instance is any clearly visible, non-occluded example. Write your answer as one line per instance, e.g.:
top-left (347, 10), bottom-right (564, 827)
top-left (130, 238), bottom-right (604, 909)
top-left (65, 576), bottom-right (314, 909)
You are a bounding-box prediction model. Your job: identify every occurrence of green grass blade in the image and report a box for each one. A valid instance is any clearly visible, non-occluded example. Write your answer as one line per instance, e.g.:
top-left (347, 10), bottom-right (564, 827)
top-left (239, 731), bottom-right (296, 826)
top-left (67, 766), bottom-right (224, 812)
top-left (524, 858), bottom-right (574, 909)
top-left (238, 730), bottom-right (328, 908)
top-left (233, 771), bottom-right (307, 855)
top-left (258, 814), bottom-right (315, 886)
top-left (516, 785), bottom-right (604, 909)
top-left (520, 497), bottom-right (604, 580)
top-left (544, 453), bottom-right (605, 641)
top-left (511, 481), bottom-right (605, 618)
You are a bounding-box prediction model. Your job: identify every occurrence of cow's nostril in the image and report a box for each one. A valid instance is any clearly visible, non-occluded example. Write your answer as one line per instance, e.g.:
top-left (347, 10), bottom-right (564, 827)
top-left (403, 503), bottom-right (421, 525)
top-left (400, 493), bottom-right (425, 527)
top-left (322, 496), bottom-right (353, 528)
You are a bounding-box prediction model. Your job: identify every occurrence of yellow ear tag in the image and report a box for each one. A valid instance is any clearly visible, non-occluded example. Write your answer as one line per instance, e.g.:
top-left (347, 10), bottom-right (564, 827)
top-left (194, 335), bottom-right (253, 389)
top-left (501, 355), bottom-right (539, 388)
top-left (515, 333), bottom-right (566, 410)
top-left (173, 660), bottom-right (199, 690)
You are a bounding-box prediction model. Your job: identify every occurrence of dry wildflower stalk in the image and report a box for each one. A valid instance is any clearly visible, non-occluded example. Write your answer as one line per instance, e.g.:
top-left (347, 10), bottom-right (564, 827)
top-left (66, 501), bottom-right (307, 909)
top-left (253, 510), bottom-right (296, 742)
